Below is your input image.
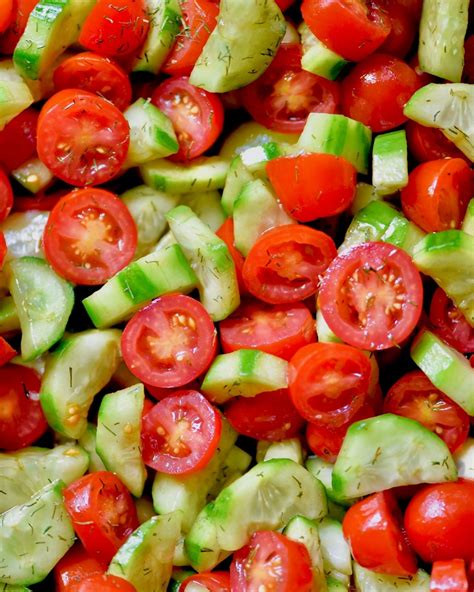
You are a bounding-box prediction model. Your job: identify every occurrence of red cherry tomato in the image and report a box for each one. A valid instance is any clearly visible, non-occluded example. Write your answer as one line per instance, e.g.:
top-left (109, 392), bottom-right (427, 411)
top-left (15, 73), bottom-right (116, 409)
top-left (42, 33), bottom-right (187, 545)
top-left (179, 572), bottom-right (230, 592)
top-left (383, 370), bottom-right (469, 453)
top-left (0, 336), bottom-right (16, 366)
top-left (0, 168), bottom-right (13, 222)
top-left (276, 0), bottom-right (296, 8)
top-left (54, 544), bottom-right (104, 592)
top-left (122, 295), bottom-right (217, 388)
top-left (141, 390), bottom-right (222, 474)
top-left (409, 55), bottom-right (436, 87)
top-left (0, 365), bottom-right (47, 450)
top-left (343, 492), bottom-right (418, 576)
top-left (301, 0), bottom-right (391, 62)
top-left (406, 121), bottom-right (468, 163)
top-left (241, 44), bottom-right (341, 134)
top-left (401, 158), bottom-right (474, 233)
top-left (0, 0), bottom-right (13, 34)
top-left (463, 35), bottom-right (474, 84)
top-left (392, 0), bottom-right (423, 19)
top-left (53, 52), bottom-right (132, 111)
top-left (378, 3), bottom-right (416, 58)
top-left (77, 574), bottom-right (137, 591)
top-left (63, 472), bottom-right (139, 566)
top-left (215, 218), bottom-right (246, 293)
top-left (162, 0), bottom-right (219, 76)
top-left (0, 0), bottom-right (38, 54)
top-left (431, 559), bottom-right (469, 592)
top-left (319, 242), bottom-right (423, 351)
top-left (37, 90), bottom-right (129, 187)
top-left (266, 153), bottom-right (356, 221)
top-left (0, 107), bottom-right (38, 172)
top-left (224, 388), bottom-right (305, 441)
top-left (152, 76), bottom-right (224, 161)
top-left (43, 188), bottom-right (137, 285)
top-left (404, 481), bottom-right (474, 563)
top-left (430, 288), bottom-right (474, 354)
top-left (341, 54), bottom-right (419, 132)
top-left (13, 188), bottom-right (68, 212)
top-left (0, 232), bottom-right (7, 269)
top-left (79, 0), bottom-right (149, 58)
top-left (242, 224), bottom-right (337, 305)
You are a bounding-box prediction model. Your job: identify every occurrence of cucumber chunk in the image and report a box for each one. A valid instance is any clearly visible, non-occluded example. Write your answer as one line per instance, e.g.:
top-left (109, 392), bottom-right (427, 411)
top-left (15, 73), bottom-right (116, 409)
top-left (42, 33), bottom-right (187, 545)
top-left (462, 199), bottom-right (474, 237)
top-left (180, 191), bottom-right (226, 232)
top-left (40, 329), bottom-right (122, 439)
top-left (260, 438), bottom-right (304, 464)
top-left (316, 307), bottom-right (342, 344)
top-left (453, 438), bottom-right (474, 480)
top-left (353, 563), bottom-right (430, 592)
top-left (0, 60), bottom-right (34, 130)
top-left (372, 130), bottom-right (408, 196)
top-left (11, 158), bottom-right (53, 195)
top-left (134, 497), bottom-right (155, 525)
top-left (1, 585), bottom-right (31, 591)
top-left (0, 481), bottom-right (74, 586)
top-left (0, 296), bottom-right (20, 334)
top-left (284, 516), bottom-right (326, 592)
top-left (306, 457), bottom-right (354, 507)
top-left (332, 414), bottom-right (457, 499)
top-left (8, 257), bottom-right (74, 361)
top-left (327, 577), bottom-right (348, 592)
top-left (96, 384), bottom-right (147, 498)
top-left (221, 156), bottom-right (256, 217)
top-left (141, 157), bottom-right (230, 193)
top-left (78, 423), bottom-right (106, 473)
top-left (318, 518), bottom-right (352, 581)
top-left (0, 211), bottom-right (48, 262)
top-left (219, 121), bottom-right (298, 160)
top-left (350, 183), bottom-right (381, 216)
top-left (208, 445), bottom-right (252, 497)
top-left (299, 23), bottom-right (348, 81)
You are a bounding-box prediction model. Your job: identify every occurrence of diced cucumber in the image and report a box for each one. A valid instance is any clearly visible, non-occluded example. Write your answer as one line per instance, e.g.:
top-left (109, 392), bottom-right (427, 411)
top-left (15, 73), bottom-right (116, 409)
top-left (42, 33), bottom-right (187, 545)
top-left (112, 362), bottom-right (142, 390)
top-left (78, 423), bottom-right (106, 473)
top-left (0, 481), bottom-right (74, 586)
top-left (306, 457), bottom-right (353, 507)
top-left (108, 513), bottom-right (180, 591)
top-left (318, 518), bottom-right (352, 581)
top-left (83, 244), bottom-right (197, 328)
top-left (96, 384), bottom-right (147, 498)
top-left (141, 157), bottom-right (230, 193)
top-left (327, 576), bottom-right (349, 592)
top-left (413, 230), bottom-right (474, 325)
top-left (411, 330), bottom-right (474, 414)
top-left (166, 205), bottom-right (240, 321)
top-left (0, 60), bottom-right (34, 130)
top-left (0, 211), bottom-right (48, 262)
top-left (0, 585), bottom-right (31, 591)
top-left (299, 23), bottom-right (348, 80)
top-left (298, 113), bottom-right (372, 174)
top-left (40, 329), bottom-right (122, 439)
top-left (201, 349), bottom-right (288, 404)
top-left (372, 130), bottom-right (408, 196)
top-left (453, 438), bottom-right (474, 480)
top-left (284, 516), bottom-right (326, 592)
top-left (134, 497), bottom-right (155, 525)
top-left (221, 156), bottom-right (256, 217)
top-left (353, 563), bottom-right (430, 591)
top-left (0, 297), bottom-right (20, 334)
top-left (168, 568), bottom-right (196, 592)
top-left (240, 141), bottom-right (288, 175)
top-left (8, 257), bottom-right (74, 361)
top-left (208, 445), bottom-right (252, 498)
top-left (262, 438), bottom-right (304, 464)
top-left (327, 501), bottom-right (347, 523)
top-left (350, 183), bottom-right (381, 216)
top-left (11, 158), bottom-right (53, 194)
top-left (219, 121), bottom-right (298, 160)
top-left (10, 355), bottom-right (47, 376)
top-left (316, 308), bottom-right (342, 344)
top-left (462, 199), bottom-right (474, 236)
top-left (180, 191), bottom-right (226, 232)
top-left (332, 414), bottom-right (457, 499)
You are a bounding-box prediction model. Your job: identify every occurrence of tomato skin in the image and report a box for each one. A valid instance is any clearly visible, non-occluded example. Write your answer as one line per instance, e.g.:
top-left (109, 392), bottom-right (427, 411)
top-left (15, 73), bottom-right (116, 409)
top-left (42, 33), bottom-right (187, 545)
top-left (0, 232), bottom-right (7, 270)
top-left (0, 336), bottom-right (16, 366)
top-left (406, 121), bottom-right (467, 164)
top-left (341, 54), bottom-right (419, 132)
top-left (215, 219), bottom-right (246, 294)
top-left (430, 559), bottom-right (469, 592)
top-left (0, 168), bottom-right (13, 223)
top-left (430, 288), bottom-right (474, 354)
top-left (0, 0), bottom-right (38, 54)
top-left (0, 107), bottom-right (38, 172)
top-left (378, 3), bottom-right (416, 58)
top-left (401, 158), bottom-right (474, 233)
top-left (266, 153), bottom-right (356, 221)
top-left (404, 482), bottom-right (474, 563)
top-left (343, 492), bottom-right (418, 576)
top-left (54, 544), bottom-right (104, 592)
top-left (77, 574), bottom-right (137, 591)
top-left (179, 572), bottom-right (230, 592)
top-left (0, 0), bottom-right (13, 34)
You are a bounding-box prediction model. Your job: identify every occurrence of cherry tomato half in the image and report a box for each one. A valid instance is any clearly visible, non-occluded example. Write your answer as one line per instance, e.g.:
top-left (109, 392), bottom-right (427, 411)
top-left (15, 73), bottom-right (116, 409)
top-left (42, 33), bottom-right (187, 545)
top-left (406, 121), bottom-right (467, 163)
top-left (77, 574), bottom-right (137, 592)
top-left (0, 168), bottom-right (13, 223)
top-left (378, 2), bottom-right (416, 59)
top-left (431, 559), bottom-right (469, 592)
top-left (215, 218), bottom-right (246, 293)
top-left (0, 232), bottom-right (6, 270)
top-left (0, 107), bottom-right (38, 172)
top-left (179, 572), bottom-right (230, 592)
top-left (0, 0), bottom-right (38, 54)
top-left (0, 336), bottom-right (16, 366)
top-left (429, 288), bottom-right (474, 354)
top-left (54, 544), bottom-right (104, 592)
top-left (0, 0), bottom-right (13, 34)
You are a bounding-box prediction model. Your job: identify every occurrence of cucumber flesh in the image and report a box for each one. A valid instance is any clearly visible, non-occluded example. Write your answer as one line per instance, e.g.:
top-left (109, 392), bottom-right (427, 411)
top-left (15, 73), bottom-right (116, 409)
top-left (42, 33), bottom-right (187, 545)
top-left (0, 296), bottom-right (20, 334)
top-left (208, 445), bottom-right (252, 498)
top-left (180, 191), bottom-right (226, 233)
top-left (0, 211), bottom-right (48, 262)
top-left (462, 199), bottom-right (474, 236)
top-left (299, 23), bottom-right (348, 81)
top-left (318, 518), bottom-right (352, 580)
top-left (219, 121), bottom-right (298, 160)
top-left (0, 60), bottom-right (34, 130)
top-left (453, 438), bottom-right (474, 480)
top-left (353, 563), bottom-right (430, 591)
top-left (141, 157), bottom-right (230, 193)
top-left (221, 156), bottom-right (255, 217)
top-left (262, 438), bottom-right (304, 464)
top-left (11, 157), bottom-right (53, 194)
top-left (306, 456), bottom-right (354, 507)
top-left (372, 130), bottom-right (408, 196)
top-left (77, 423), bottom-right (106, 473)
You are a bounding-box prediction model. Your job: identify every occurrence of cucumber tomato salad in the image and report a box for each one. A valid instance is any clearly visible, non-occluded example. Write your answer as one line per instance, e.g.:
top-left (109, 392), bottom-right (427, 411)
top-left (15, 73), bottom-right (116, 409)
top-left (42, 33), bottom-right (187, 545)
top-left (0, 0), bottom-right (473, 590)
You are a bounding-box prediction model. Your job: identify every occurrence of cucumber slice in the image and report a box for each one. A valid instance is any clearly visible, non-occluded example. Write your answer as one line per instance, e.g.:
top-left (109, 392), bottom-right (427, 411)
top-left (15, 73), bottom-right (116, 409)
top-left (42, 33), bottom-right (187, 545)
top-left (372, 130), bottom-right (408, 196)
top-left (411, 330), bottom-right (474, 414)
top-left (327, 577), bottom-right (349, 592)
top-left (11, 158), bottom-right (54, 194)
top-left (208, 445), bottom-right (252, 498)
top-left (180, 191), bottom-right (226, 232)
top-left (0, 481), bottom-right (74, 586)
top-left (8, 257), bottom-right (74, 361)
top-left (219, 121), bottom-right (298, 160)
top-left (316, 308), bottom-right (342, 344)
top-left (284, 516), bottom-right (326, 592)
top-left (453, 438), bottom-right (474, 480)
top-left (221, 156), bottom-right (256, 217)
top-left (40, 329), bottom-right (122, 439)
top-left (318, 518), bottom-right (352, 580)
top-left (350, 183), bottom-right (381, 216)
top-left (0, 296), bottom-right (20, 334)
top-left (0, 211), bottom-right (48, 262)
top-left (0, 60), bottom-right (34, 130)
top-left (108, 513), bottom-right (180, 591)
top-left (141, 157), bottom-right (230, 193)
top-left (413, 230), bottom-right (474, 326)
top-left (353, 563), bottom-right (430, 592)
top-left (96, 384), bottom-right (147, 498)
top-left (262, 438), bottom-right (304, 464)
top-left (201, 349), bottom-right (288, 404)
top-left (306, 457), bottom-right (354, 507)
top-left (78, 423), bottom-right (106, 473)
top-left (168, 569), bottom-right (196, 592)
top-left (462, 199), bottom-right (474, 236)
top-left (299, 23), bottom-right (348, 81)
top-left (166, 205), bottom-right (240, 321)
top-left (1, 586), bottom-right (31, 591)
top-left (134, 497), bottom-right (155, 525)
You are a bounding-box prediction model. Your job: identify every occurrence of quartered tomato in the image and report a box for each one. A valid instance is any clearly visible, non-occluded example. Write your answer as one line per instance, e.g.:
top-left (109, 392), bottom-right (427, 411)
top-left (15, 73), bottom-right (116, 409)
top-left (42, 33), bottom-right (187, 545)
top-left (0, 0), bottom-right (37, 54)
top-left (0, 168), bottom-right (13, 222)
top-left (241, 44), bottom-right (341, 133)
top-left (378, 2), bottom-right (416, 58)
top-left (152, 76), bottom-right (224, 161)
top-left (43, 188), bottom-right (137, 285)
top-left (37, 90), bottom-right (130, 187)
top-left (319, 242), bottom-right (423, 350)
top-left (242, 224), bottom-right (337, 304)
top-left (0, 336), bottom-right (16, 366)
top-left (141, 390), bottom-right (222, 474)
top-left (430, 288), bottom-right (474, 353)
top-left (216, 218), bottom-right (246, 293)
top-left (0, 0), bottom-right (13, 34)
top-left (431, 560), bottom-right (469, 592)
top-left (122, 295), bottom-right (217, 388)
top-left (406, 121), bottom-right (468, 163)
top-left (77, 574), bottom-right (137, 591)
top-left (0, 107), bottom-right (38, 172)
top-left (63, 472), bottom-right (139, 566)
top-left (54, 544), bottom-right (104, 592)
top-left (179, 572), bottom-right (230, 592)
top-left (230, 531), bottom-right (313, 592)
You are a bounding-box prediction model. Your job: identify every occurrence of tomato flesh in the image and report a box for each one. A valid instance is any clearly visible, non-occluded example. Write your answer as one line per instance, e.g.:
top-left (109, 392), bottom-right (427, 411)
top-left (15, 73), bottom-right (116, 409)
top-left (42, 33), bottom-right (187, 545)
top-left (77, 574), bottom-right (137, 591)
top-left (179, 572), bottom-right (230, 592)
top-left (431, 559), bottom-right (469, 592)
top-left (0, 336), bottom-right (16, 366)
top-left (430, 288), bottom-right (474, 354)
top-left (0, 168), bottom-right (13, 223)
top-left (0, 107), bottom-right (38, 172)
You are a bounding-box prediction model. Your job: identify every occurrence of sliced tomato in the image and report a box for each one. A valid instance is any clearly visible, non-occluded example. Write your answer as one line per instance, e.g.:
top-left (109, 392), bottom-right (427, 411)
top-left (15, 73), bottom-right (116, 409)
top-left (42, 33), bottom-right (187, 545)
top-left (0, 0), bottom-right (38, 54)
top-left (242, 224), bottom-right (337, 304)
top-left (162, 0), bottom-right (219, 76)
top-left (43, 188), bottom-right (137, 285)
top-left (0, 107), bottom-right (38, 172)
top-left (343, 492), bottom-right (418, 576)
top-left (0, 364), bottom-right (47, 450)
top-left (152, 76), bottom-right (224, 161)
top-left (63, 472), bottom-right (139, 566)
top-left (378, 2), bottom-right (416, 58)
top-left (301, 0), bottom-right (391, 62)
top-left (266, 153), bottom-right (356, 221)
top-left (241, 44), bottom-right (341, 133)
top-left (53, 52), bottom-right (132, 111)
top-left (401, 158), bottom-right (474, 233)
top-left (406, 121), bottom-right (467, 164)
top-left (319, 242), bottom-right (423, 350)
top-left (0, 168), bottom-right (13, 222)
top-left (230, 530), bottom-right (313, 592)
top-left (122, 295), bottom-right (217, 388)
top-left (37, 90), bottom-right (130, 187)
top-left (179, 572), bottom-right (230, 592)
top-left (430, 288), bottom-right (474, 354)
top-left (431, 560), bottom-right (469, 592)
top-left (215, 218), bottom-right (246, 293)
top-left (0, 232), bottom-right (7, 269)
top-left (0, 337), bottom-right (16, 366)
top-left (0, 0), bottom-right (13, 34)
top-left (77, 574), bottom-right (137, 591)
top-left (54, 544), bottom-right (104, 592)
top-left (141, 390), bottom-right (222, 474)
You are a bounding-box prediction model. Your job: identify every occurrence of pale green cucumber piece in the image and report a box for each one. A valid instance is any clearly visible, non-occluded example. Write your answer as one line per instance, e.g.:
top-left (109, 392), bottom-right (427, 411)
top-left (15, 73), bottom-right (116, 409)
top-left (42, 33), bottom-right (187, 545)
top-left (413, 230), bottom-right (474, 325)
top-left (332, 414), bottom-right (457, 498)
top-left (189, 0), bottom-right (286, 92)
top-left (350, 183), bottom-right (381, 216)
top-left (166, 205), bottom-right (240, 321)
top-left (316, 308), bottom-right (342, 344)
top-left (0, 444), bottom-right (88, 513)
top-left (201, 349), bottom-right (288, 404)
top-left (180, 191), bottom-right (226, 232)
top-left (306, 457), bottom-right (354, 507)
top-left (411, 330), bottom-right (474, 414)
top-left (372, 130), bottom-right (408, 195)
top-left (327, 501), bottom-right (347, 523)
top-left (0, 585), bottom-right (31, 591)
top-left (453, 438), bottom-right (474, 480)
top-left (221, 156), bottom-right (256, 217)
top-left (96, 384), bottom-right (147, 498)
top-left (318, 518), bottom-right (352, 580)
top-left (462, 199), bottom-right (474, 236)
top-left (299, 23), bottom-right (348, 80)
top-left (418, 0), bottom-right (469, 82)
top-left (353, 563), bottom-right (430, 592)
top-left (262, 438), bottom-right (304, 464)
top-left (0, 60), bottom-right (34, 130)
top-left (0, 211), bottom-right (48, 262)
top-left (240, 141), bottom-right (288, 175)
top-left (208, 445), bottom-right (252, 498)
top-left (134, 497), bottom-right (155, 525)
top-left (112, 362), bottom-right (142, 389)
top-left (11, 158), bottom-right (53, 194)
top-left (327, 577), bottom-right (349, 592)
top-left (168, 568), bottom-right (196, 592)
top-left (82, 244), bottom-right (197, 328)
top-left (10, 355), bottom-right (46, 376)
top-left (133, 0), bottom-right (182, 74)
top-left (40, 329), bottom-right (122, 439)
top-left (0, 481), bottom-right (74, 586)
top-left (141, 157), bottom-right (230, 193)
top-left (219, 121), bottom-right (298, 160)
top-left (78, 423), bottom-right (106, 473)
top-left (9, 257), bottom-right (74, 361)
top-left (152, 230), bottom-right (177, 252)
top-left (108, 513), bottom-right (180, 592)
top-left (0, 297), bottom-right (20, 334)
